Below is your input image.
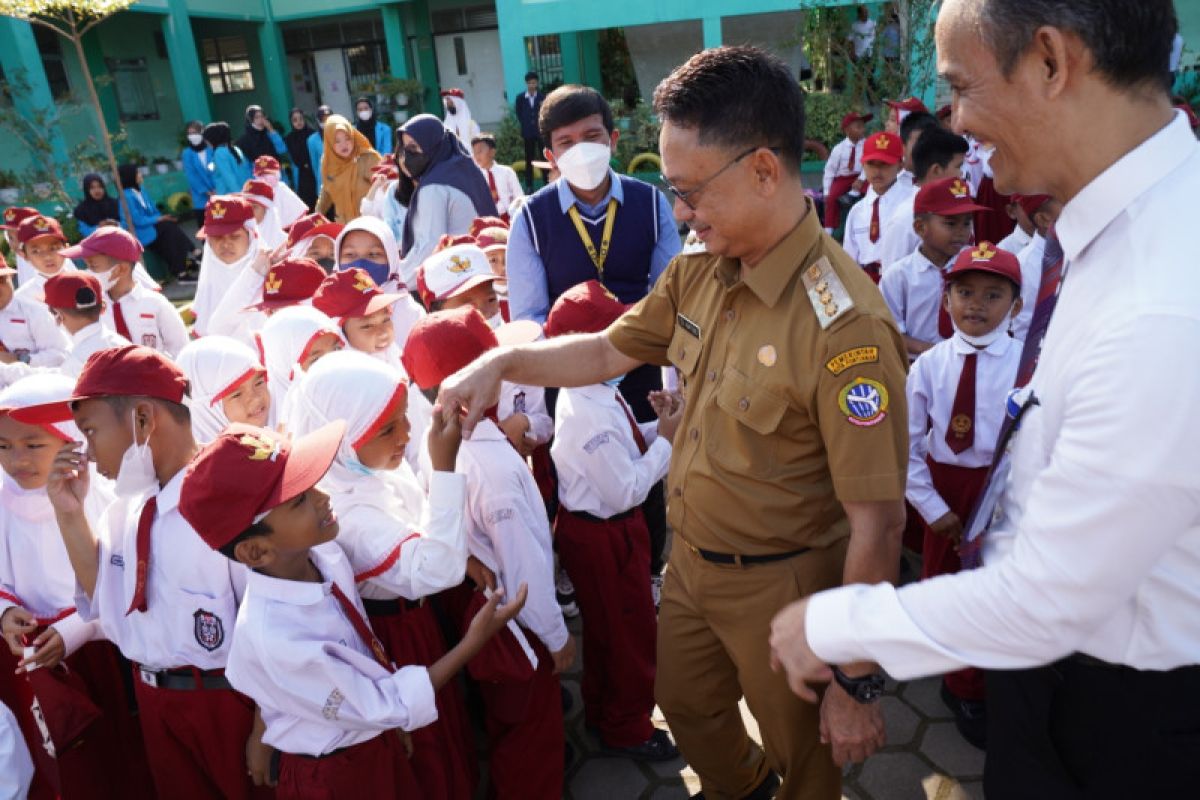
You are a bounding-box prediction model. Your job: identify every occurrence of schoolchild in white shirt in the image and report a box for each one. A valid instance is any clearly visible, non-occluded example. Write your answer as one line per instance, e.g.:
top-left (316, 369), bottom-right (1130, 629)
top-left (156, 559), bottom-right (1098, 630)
top-left (176, 336), bottom-right (271, 444)
top-left (42, 272), bottom-right (130, 379)
top-left (822, 111), bottom-right (870, 234)
top-left (842, 131), bottom-right (909, 282)
top-left (1009, 194), bottom-right (1063, 341)
top-left (0, 265), bottom-right (68, 389)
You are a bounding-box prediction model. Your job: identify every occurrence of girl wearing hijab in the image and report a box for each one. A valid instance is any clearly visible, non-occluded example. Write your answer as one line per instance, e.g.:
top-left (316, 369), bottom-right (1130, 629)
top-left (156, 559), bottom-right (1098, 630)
top-left (354, 96), bottom-right (393, 156)
top-left (201, 121), bottom-right (251, 195)
top-left (192, 194), bottom-right (261, 338)
top-left (283, 108), bottom-right (318, 209)
top-left (235, 104), bottom-right (285, 164)
top-left (395, 114), bottom-right (498, 282)
top-left (175, 336), bottom-right (271, 444)
top-left (72, 173), bottom-right (121, 237)
top-left (315, 114), bottom-right (382, 223)
top-left (258, 304), bottom-right (344, 425)
top-left (334, 215), bottom-right (425, 344)
top-left (117, 164), bottom-right (199, 280)
top-left (287, 350), bottom-right (480, 799)
top-left (181, 120), bottom-right (215, 224)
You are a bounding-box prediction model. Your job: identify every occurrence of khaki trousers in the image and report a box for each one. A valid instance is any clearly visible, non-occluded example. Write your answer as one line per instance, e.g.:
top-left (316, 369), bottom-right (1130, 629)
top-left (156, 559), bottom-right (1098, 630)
top-left (656, 533), bottom-right (847, 800)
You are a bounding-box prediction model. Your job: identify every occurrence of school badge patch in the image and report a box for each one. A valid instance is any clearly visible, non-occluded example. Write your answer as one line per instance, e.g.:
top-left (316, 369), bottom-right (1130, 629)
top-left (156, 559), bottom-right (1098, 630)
top-left (838, 378), bottom-right (889, 427)
top-left (193, 609), bottom-right (225, 652)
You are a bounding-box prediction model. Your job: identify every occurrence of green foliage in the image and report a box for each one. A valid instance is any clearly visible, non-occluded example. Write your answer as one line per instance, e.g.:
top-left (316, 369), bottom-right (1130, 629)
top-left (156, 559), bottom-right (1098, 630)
top-left (599, 28), bottom-right (639, 107)
top-left (611, 99), bottom-right (661, 171)
top-left (804, 92), bottom-right (860, 152)
top-left (0, 170), bottom-right (18, 189)
top-left (492, 108), bottom-right (524, 167)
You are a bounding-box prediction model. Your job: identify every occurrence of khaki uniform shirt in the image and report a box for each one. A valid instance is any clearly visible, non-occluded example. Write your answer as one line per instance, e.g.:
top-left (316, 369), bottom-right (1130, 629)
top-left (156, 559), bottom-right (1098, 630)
top-left (608, 200), bottom-right (908, 555)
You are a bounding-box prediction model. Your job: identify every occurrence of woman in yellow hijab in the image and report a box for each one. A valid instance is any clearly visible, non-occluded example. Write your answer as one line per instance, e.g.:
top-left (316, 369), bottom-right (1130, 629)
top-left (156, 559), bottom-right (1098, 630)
top-left (315, 114), bottom-right (382, 223)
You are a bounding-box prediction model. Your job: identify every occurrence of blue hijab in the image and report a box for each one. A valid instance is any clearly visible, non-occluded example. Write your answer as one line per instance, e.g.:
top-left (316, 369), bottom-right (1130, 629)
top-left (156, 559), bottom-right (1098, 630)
top-left (398, 114), bottom-right (497, 255)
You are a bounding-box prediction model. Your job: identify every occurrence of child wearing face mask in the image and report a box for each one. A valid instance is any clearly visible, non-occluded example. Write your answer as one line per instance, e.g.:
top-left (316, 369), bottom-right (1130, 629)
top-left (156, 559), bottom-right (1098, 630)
top-left (19, 345), bottom-right (265, 799)
top-left (905, 244), bottom-right (1023, 749)
top-left (282, 212), bottom-right (342, 270)
top-left (3, 206), bottom-right (44, 287)
top-left (176, 336), bottom-right (272, 444)
top-left (0, 374), bottom-right (155, 799)
top-left (333, 217), bottom-right (426, 347)
top-left (42, 272), bottom-right (130, 379)
top-left (63, 227), bottom-right (187, 358)
top-left (241, 179), bottom-right (287, 252)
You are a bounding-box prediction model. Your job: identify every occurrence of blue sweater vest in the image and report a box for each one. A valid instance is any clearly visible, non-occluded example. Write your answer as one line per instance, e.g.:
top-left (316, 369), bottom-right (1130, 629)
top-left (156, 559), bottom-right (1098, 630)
top-left (522, 175), bottom-right (659, 305)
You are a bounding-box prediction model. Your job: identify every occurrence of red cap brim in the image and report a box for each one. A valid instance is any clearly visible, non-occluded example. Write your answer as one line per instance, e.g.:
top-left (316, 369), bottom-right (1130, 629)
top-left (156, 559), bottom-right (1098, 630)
top-left (10, 398), bottom-right (78, 426)
top-left (197, 221), bottom-right (244, 239)
top-left (58, 244), bottom-right (91, 259)
top-left (270, 420), bottom-right (345, 508)
top-left (919, 202), bottom-right (992, 216)
top-left (863, 152), bottom-right (901, 165)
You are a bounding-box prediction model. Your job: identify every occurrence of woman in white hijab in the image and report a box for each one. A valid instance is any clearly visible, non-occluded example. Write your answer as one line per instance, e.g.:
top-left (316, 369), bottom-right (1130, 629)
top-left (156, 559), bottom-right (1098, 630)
top-left (287, 349), bottom-right (477, 798)
top-left (257, 305), bottom-right (343, 425)
top-left (175, 336), bottom-right (271, 443)
top-left (440, 89), bottom-right (480, 145)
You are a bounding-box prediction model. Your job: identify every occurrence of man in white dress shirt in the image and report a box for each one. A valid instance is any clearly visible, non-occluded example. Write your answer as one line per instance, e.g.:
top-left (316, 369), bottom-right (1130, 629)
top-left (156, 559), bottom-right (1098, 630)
top-left (770, 1), bottom-right (1200, 796)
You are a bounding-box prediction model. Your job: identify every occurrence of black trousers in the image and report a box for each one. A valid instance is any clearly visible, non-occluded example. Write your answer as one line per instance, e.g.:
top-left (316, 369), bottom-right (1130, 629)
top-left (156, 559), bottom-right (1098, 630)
top-left (985, 657), bottom-right (1200, 799)
top-left (147, 220), bottom-right (196, 276)
top-left (522, 136), bottom-right (542, 189)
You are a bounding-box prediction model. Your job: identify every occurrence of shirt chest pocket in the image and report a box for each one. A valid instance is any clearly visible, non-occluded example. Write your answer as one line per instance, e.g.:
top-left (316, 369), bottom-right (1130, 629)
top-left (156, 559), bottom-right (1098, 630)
top-left (706, 367), bottom-right (788, 478)
top-left (668, 326), bottom-right (702, 377)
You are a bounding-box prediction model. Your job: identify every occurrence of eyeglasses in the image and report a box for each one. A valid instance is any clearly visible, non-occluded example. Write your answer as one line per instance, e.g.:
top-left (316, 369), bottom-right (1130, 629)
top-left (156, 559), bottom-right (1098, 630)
top-left (662, 146), bottom-right (775, 211)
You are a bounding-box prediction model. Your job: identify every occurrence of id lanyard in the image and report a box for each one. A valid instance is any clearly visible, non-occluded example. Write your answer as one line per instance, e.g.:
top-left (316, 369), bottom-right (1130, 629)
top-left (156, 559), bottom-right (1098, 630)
top-left (567, 199), bottom-right (618, 279)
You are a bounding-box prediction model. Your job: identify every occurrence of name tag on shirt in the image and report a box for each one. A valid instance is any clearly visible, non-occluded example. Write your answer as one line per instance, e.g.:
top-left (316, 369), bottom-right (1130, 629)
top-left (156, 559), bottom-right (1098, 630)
top-left (677, 313), bottom-right (702, 340)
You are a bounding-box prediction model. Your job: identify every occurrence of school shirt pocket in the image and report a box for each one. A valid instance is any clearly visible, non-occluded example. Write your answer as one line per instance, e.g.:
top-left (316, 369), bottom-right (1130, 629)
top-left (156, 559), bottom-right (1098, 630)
top-left (175, 588), bottom-right (236, 662)
top-left (707, 367), bottom-right (788, 478)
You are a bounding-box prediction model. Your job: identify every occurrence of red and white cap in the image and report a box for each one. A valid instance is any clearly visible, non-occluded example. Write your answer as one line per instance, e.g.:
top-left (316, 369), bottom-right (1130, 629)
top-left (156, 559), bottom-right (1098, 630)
top-left (914, 177), bottom-right (990, 216)
top-left (253, 155), bottom-right (281, 176)
top-left (43, 272), bottom-right (102, 311)
top-left (947, 241), bottom-right (1022, 288)
top-left (440, 88), bottom-right (465, 99)
top-left (841, 111), bottom-right (873, 130)
top-left (16, 215), bottom-right (66, 246)
top-left (199, 195), bottom-right (256, 238)
top-left (285, 213), bottom-right (344, 250)
top-left (179, 421), bottom-right (346, 551)
top-left (0, 374), bottom-right (82, 443)
top-left (416, 244), bottom-right (499, 309)
top-left (311, 268), bottom-right (403, 320)
top-left (401, 306), bottom-right (537, 390)
top-left (861, 132), bottom-right (903, 165)
top-left (1, 206), bottom-right (39, 231)
top-left (59, 226), bottom-right (143, 263)
top-left (469, 216), bottom-right (509, 238)
top-left (474, 227), bottom-right (508, 254)
top-left (886, 97), bottom-right (929, 114)
top-left (12, 345), bottom-right (190, 425)
top-left (248, 258), bottom-right (328, 312)
top-left (544, 280), bottom-right (630, 338)
top-left (242, 179), bottom-right (275, 208)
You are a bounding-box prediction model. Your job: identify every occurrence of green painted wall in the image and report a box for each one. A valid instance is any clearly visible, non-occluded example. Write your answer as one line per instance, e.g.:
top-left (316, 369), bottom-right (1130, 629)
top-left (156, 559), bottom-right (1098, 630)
top-left (190, 17), bottom-right (273, 129)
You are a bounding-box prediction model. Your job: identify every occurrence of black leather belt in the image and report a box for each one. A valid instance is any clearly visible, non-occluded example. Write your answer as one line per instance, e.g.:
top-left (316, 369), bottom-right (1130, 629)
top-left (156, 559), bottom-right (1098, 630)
top-left (136, 665), bottom-right (231, 691)
top-left (682, 538), bottom-right (811, 566)
top-left (565, 507), bottom-right (637, 524)
top-left (362, 597), bottom-right (422, 616)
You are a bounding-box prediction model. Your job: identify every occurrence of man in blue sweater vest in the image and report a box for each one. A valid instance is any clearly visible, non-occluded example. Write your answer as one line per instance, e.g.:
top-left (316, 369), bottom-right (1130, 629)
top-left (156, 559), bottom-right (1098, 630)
top-left (506, 84), bottom-right (682, 593)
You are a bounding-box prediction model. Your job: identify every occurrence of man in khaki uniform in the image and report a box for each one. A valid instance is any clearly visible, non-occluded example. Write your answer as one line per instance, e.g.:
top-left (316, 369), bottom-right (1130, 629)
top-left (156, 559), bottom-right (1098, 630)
top-left (440, 46), bottom-right (908, 800)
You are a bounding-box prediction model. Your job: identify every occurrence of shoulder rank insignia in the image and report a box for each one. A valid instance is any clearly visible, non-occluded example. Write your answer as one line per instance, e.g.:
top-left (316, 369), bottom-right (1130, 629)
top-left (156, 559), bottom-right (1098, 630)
top-left (802, 256), bottom-right (854, 330)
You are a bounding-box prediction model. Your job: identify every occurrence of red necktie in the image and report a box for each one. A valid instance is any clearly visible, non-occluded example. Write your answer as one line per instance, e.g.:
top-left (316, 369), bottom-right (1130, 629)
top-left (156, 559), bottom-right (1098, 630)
top-left (616, 391), bottom-right (648, 455)
top-left (125, 496), bottom-right (157, 615)
top-left (330, 582), bottom-right (393, 672)
top-left (848, 141), bottom-right (856, 172)
top-left (869, 196), bottom-right (881, 243)
top-left (112, 298), bottom-right (132, 341)
top-left (945, 352), bottom-right (976, 454)
top-left (486, 169), bottom-right (499, 203)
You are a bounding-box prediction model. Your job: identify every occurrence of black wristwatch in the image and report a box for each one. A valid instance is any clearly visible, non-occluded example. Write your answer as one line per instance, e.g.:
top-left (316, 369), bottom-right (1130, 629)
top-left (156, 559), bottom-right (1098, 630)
top-left (831, 666), bottom-right (885, 704)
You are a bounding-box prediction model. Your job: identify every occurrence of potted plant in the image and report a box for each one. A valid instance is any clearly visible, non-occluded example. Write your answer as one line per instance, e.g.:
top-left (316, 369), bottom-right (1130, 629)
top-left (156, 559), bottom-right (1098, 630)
top-left (0, 170), bottom-right (19, 204)
top-left (376, 77), bottom-right (424, 110)
top-left (153, 156), bottom-right (171, 175)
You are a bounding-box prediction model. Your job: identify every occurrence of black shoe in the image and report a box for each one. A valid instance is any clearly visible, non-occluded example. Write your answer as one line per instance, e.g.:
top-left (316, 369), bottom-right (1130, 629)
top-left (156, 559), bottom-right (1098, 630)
top-left (561, 685), bottom-right (573, 713)
top-left (940, 681), bottom-right (987, 750)
top-left (692, 769), bottom-right (780, 800)
top-left (602, 728), bottom-right (679, 762)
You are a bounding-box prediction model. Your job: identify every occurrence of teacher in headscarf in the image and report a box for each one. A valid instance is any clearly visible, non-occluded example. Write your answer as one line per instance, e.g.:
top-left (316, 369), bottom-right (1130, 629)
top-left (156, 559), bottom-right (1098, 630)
top-left (394, 114), bottom-right (497, 287)
top-left (72, 173), bottom-right (122, 237)
top-left (284, 107), bottom-right (319, 209)
top-left (315, 114), bottom-right (382, 223)
top-left (236, 104), bottom-right (285, 163)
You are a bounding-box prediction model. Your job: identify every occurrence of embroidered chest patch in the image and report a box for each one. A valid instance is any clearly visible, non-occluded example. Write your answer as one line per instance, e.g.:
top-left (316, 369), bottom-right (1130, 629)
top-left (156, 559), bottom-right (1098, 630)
top-left (193, 608), bottom-right (225, 652)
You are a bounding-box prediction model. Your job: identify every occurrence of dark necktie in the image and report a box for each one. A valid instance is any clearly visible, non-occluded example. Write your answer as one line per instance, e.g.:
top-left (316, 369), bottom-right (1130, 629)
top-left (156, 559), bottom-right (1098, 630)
top-left (616, 392), bottom-right (648, 455)
top-left (125, 497), bottom-right (157, 615)
top-left (112, 298), bottom-right (132, 341)
top-left (945, 352), bottom-right (976, 454)
top-left (869, 196), bottom-right (881, 243)
top-left (330, 582), bottom-right (393, 672)
top-left (848, 142), bottom-right (856, 172)
top-left (1014, 228), bottom-right (1065, 388)
top-left (486, 168), bottom-right (499, 203)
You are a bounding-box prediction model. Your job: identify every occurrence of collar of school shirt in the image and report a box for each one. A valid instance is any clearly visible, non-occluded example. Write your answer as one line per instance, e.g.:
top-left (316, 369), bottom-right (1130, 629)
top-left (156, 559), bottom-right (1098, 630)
top-left (574, 383), bottom-right (619, 401)
top-left (70, 321), bottom-right (106, 346)
top-left (245, 544), bottom-right (341, 605)
top-left (1057, 110), bottom-right (1193, 266)
top-left (155, 468), bottom-right (184, 515)
top-left (950, 330), bottom-right (1017, 359)
top-left (910, 248), bottom-right (943, 274)
top-left (556, 168), bottom-right (623, 215)
top-left (721, 196), bottom-right (823, 309)
top-left (467, 417), bottom-right (506, 443)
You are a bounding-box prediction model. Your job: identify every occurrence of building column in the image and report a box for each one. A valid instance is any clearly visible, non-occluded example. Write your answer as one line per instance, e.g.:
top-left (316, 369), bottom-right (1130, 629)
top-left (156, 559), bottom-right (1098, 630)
top-left (258, 4), bottom-right (292, 122)
top-left (81, 28), bottom-right (120, 131)
top-left (577, 30), bottom-right (602, 90)
top-left (559, 32), bottom-right (581, 85)
top-left (404, 0), bottom-right (440, 111)
top-left (163, 0), bottom-right (211, 122)
top-left (702, 16), bottom-right (722, 50)
top-left (0, 17), bottom-right (70, 166)
top-left (380, 4), bottom-right (411, 79)
top-left (495, 0), bottom-right (528, 109)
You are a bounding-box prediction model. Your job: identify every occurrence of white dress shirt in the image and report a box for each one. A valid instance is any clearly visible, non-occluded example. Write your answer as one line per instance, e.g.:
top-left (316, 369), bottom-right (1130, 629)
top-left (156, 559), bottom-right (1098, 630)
top-left (877, 193), bottom-right (920, 272)
top-left (842, 181), bottom-right (914, 267)
top-left (14, 263), bottom-right (78, 305)
top-left (331, 469), bottom-right (468, 601)
top-left (450, 418), bottom-right (569, 653)
top-left (498, 380), bottom-right (553, 446)
top-left (905, 334), bottom-right (1020, 525)
top-left (0, 292), bottom-right (68, 367)
top-left (879, 247), bottom-right (948, 345)
top-left (61, 321), bottom-right (130, 378)
top-left (103, 283), bottom-right (188, 357)
top-left (551, 384), bottom-right (670, 519)
top-left (996, 225), bottom-right (1031, 255)
top-left (1011, 232), bottom-right (1046, 342)
top-left (807, 111), bottom-right (1200, 673)
top-left (0, 477), bottom-right (113, 656)
top-left (823, 137), bottom-right (865, 195)
top-left (478, 163), bottom-right (525, 217)
top-left (77, 470), bottom-right (248, 670)
top-left (225, 542), bottom-right (437, 757)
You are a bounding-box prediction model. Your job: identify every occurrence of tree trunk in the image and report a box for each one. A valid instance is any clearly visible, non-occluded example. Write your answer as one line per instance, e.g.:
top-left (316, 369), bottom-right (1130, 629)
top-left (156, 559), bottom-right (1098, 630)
top-left (68, 29), bottom-right (134, 234)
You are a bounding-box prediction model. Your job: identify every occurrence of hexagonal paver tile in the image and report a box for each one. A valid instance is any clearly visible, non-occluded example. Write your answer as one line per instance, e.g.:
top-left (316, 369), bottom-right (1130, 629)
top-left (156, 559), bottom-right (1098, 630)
top-left (570, 756), bottom-right (650, 800)
top-left (879, 695), bottom-right (922, 747)
top-left (857, 752), bottom-right (940, 800)
top-left (649, 785), bottom-right (691, 799)
top-left (899, 678), bottom-right (954, 720)
top-left (919, 721), bottom-right (985, 778)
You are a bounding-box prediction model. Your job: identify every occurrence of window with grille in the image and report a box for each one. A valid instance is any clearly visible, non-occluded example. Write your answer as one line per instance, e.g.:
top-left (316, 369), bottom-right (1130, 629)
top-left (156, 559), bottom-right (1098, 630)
top-left (33, 26), bottom-right (70, 99)
top-left (202, 36), bottom-right (255, 95)
top-left (525, 35), bottom-right (564, 87)
top-left (106, 58), bottom-right (158, 121)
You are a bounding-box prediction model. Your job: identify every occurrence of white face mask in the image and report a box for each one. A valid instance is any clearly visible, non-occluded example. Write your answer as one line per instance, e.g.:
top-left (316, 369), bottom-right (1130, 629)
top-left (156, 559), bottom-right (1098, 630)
top-left (97, 268), bottom-right (120, 295)
top-left (114, 410), bottom-right (158, 498)
top-left (952, 303), bottom-right (1015, 348)
top-left (187, 133), bottom-right (204, 146)
top-left (357, 110), bottom-right (372, 122)
top-left (555, 141), bottom-right (611, 192)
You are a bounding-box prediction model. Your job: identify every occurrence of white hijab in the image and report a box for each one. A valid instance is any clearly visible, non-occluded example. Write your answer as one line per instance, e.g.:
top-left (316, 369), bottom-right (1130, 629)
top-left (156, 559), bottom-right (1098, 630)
top-left (443, 95), bottom-right (479, 146)
top-left (258, 306), bottom-right (343, 423)
top-left (334, 215), bottom-right (425, 344)
top-left (288, 350), bottom-right (425, 522)
top-left (176, 336), bottom-right (265, 444)
top-left (192, 218), bottom-right (260, 336)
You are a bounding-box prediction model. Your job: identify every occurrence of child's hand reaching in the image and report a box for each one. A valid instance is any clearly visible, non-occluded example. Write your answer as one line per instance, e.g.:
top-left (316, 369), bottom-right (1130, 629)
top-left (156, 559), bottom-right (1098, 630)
top-left (427, 403), bottom-right (463, 472)
top-left (464, 584), bottom-right (528, 645)
top-left (1, 607), bottom-right (35, 657)
top-left (650, 390), bottom-right (685, 444)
